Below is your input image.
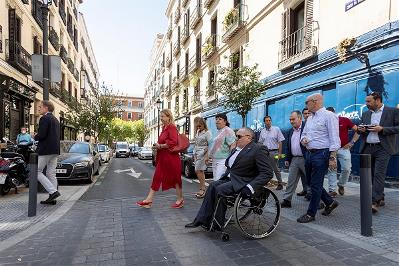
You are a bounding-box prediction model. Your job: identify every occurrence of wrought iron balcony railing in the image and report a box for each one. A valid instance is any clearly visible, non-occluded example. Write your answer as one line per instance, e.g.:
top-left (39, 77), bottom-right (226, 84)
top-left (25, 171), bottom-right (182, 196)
top-left (49, 26), bottom-right (60, 51)
top-left (190, 4), bottom-right (202, 29)
top-left (190, 95), bottom-right (201, 110)
top-left (173, 39), bottom-right (181, 56)
top-left (166, 24), bottom-right (172, 39)
top-left (166, 55), bottom-right (172, 68)
top-left (222, 4), bottom-right (247, 42)
top-left (59, 6), bottom-right (66, 25)
top-left (172, 76), bottom-right (180, 89)
top-left (174, 8), bottom-right (181, 24)
top-left (182, 0), bottom-right (189, 7)
top-left (202, 34), bottom-right (218, 61)
top-left (181, 24), bottom-right (190, 45)
top-left (74, 68), bottom-right (79, 81)
top-left (188, 54), bottom-right (201, 73)
top-left (67, 58), bottom-right (74, 73)
top-left (60, 45), bottom-right (68, 63)
top-left (206, 83), bottom-right (218, 102)
top-left (204, 0), bottom-right (215, 9)
top-left (50, 82), bottom-right (62, 98)
top-left (32, 0), bottom-right (44, 29)
top-left (5, 40), bottom-right (32, 75)
top-left (179, 65), bottom-right (188, 82)
top-left (278, 23), bottom-right (317, 70)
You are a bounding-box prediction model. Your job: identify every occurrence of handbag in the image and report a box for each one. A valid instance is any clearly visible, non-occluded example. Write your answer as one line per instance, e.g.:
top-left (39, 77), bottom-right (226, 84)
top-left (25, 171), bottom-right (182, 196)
top-left (169, 132), bottom-right (190, 153)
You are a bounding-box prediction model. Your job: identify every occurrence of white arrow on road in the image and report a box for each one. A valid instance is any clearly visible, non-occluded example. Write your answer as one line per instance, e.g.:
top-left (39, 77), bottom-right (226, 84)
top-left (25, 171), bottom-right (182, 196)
top-left (114, 168), bottom-right (142, 178)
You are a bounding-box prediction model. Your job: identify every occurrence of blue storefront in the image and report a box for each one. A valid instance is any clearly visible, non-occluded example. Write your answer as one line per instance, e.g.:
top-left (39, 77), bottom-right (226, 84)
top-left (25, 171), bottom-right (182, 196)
top-left (202, 21), bottom-right (399, 179)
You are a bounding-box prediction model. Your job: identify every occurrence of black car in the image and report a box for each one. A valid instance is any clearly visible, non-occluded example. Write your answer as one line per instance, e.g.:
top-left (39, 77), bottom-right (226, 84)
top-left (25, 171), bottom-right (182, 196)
top-left (180, 143), bottom-right (213, 179)
top-left (56, 142), bottom-right (101, 183)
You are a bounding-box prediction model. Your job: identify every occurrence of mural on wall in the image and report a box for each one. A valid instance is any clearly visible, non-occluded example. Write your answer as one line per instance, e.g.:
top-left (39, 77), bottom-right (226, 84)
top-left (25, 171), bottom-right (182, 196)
top-left (364, 69), bottom-right (388, 99)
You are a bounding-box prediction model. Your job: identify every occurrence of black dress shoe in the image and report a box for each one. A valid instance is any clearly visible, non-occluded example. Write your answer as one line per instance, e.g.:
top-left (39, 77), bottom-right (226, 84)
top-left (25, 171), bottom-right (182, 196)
top-left (322, 200), bottom-right (339, 216)
top-left (48, 191), bottom-right (61, 201)
top-left (297, 214), bottom-right (315, 223)
top-left (40, 199), bottom-right (56, 205)
top-left (296, 191), bottom-right (307, 196)
top-left (304, 194), bottom-right (311, 201)
top-left (281, 199), bottom-right (292, 208)
top-left (185, 220), bottom-right (201, 228)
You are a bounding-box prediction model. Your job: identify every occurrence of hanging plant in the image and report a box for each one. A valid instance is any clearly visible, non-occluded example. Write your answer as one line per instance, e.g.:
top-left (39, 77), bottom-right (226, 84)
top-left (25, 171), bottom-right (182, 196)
top-left (223, 7), bottom-right (239, 30)
top-left (189, 73), bottom-right (199, 87)
top-left (337, 37), bottom-right (357, 63)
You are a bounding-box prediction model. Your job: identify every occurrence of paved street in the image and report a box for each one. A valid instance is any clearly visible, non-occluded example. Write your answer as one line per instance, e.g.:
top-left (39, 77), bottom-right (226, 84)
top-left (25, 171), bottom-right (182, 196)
top-left (0, 157), bottom-right (398, 266)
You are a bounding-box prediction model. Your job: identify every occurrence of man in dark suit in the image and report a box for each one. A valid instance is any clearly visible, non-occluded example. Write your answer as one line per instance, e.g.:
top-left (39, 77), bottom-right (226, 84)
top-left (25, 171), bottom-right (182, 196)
top-left (281, 111), bottom-right (309, 208)
top-left (358, 92), bottom-right (399, 213)
top-left (185, 127), bottom-right (273, 229)
top-left (34, 101), bottom-right (61, 204)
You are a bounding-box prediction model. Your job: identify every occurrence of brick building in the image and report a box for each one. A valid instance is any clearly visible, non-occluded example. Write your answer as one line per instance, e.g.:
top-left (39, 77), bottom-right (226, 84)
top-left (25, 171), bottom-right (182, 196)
top-left (113, 95), bottom-right (144, 122)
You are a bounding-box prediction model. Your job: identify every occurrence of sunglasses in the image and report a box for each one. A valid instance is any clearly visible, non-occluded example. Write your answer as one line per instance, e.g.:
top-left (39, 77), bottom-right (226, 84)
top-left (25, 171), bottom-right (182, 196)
top-left (236, 134), bottom-right (250, 139)
top-left (305, 99), bottom-right (317, 105)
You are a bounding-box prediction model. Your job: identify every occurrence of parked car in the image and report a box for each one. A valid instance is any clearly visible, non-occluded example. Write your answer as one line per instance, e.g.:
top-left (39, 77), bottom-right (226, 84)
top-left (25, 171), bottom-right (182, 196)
top-left (97, 144), bottom-right (110, 163)
top-left (138, 147), bottom-right (153, 160)
top-left (130, 146), bottom-right (141, 157)
top-left (180, 143), bottom-right (213, 179)
top-left (115, 142), bottom-right (129, 158)
top-left (56, 141), bottom-right (101, 183)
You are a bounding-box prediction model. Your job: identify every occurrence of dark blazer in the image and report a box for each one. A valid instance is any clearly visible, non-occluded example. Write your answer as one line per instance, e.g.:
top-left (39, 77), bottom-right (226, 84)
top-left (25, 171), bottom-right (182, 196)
top-left (285, 122), bottom-right (307, 163)
top-left (34, 113), bottom-right (61, 155)
top-left (360, 106), bottom-right (399, 155)
top-left (222, 141), bottom-right (273, 192)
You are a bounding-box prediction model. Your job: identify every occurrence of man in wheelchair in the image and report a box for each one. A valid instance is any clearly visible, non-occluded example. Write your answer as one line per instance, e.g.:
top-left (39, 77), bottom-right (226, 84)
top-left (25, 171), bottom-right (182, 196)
top-left (185, 127), bottom-right (274, 231)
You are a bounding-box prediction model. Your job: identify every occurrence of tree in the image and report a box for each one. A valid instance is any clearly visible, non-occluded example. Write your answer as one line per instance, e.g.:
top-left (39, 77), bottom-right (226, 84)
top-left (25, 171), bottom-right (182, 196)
top-left (132, 119), bottom-right (149, 146)
top-left (213, 57), bottom-right (264, 127)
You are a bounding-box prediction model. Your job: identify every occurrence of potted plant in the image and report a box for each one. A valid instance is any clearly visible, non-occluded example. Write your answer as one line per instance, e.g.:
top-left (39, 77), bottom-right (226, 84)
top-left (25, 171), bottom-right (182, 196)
top-left (337, 37), bottom-right (357, 63)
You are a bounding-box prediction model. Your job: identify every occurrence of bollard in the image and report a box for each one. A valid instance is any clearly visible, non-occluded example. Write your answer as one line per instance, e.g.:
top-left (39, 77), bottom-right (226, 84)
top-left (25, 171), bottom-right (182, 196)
top-left (28, 153), bottom-right (38, 217)
top-left (359, 154), bottom-right (372, 236)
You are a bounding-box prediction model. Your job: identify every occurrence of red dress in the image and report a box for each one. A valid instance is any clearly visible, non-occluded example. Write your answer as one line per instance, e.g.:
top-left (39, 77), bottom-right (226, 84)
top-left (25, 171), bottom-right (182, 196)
top-left (151, 124), bottom-right (182, 191)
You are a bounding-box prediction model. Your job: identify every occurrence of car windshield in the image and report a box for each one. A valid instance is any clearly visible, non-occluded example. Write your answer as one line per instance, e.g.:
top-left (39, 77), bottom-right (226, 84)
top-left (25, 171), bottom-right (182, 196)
top-left (69, 143), bottom-right (90, 154)
top-left (117, 144), bottom-right (128, 149)
top-left (98, 145), bottom-right (106, 152)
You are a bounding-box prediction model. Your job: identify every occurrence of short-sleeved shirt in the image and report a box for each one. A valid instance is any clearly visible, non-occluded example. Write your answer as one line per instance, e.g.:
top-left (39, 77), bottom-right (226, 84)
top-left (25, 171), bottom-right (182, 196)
top-left (339, 116), bottom-right (355, 147)
top-left (258, 126), bottom-right (285, 150)
top-left (209, 126), bottom-right (236, 159)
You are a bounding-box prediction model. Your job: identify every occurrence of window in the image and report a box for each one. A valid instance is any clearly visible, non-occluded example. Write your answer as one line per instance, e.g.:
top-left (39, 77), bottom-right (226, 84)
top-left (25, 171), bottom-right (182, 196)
top-left (138, 113), bottom-right (143, 119)
top-left (68, 81), bottom-right (72, 98)
top-left (128, 101), bottom-right (132, 108)
top-left (33, 36), bottom-right (42, 54)
top-left (128, 113), bottom-right (132, 119)
top-left (0, 25), bottom-right (3, 53)
top-left (138, 102), bottom-right (144, 108)
top-left (231, 50), bottom-right (240, 69)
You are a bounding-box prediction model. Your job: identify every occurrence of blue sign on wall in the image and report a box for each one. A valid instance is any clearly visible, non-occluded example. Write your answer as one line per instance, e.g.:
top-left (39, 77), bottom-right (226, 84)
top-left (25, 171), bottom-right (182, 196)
top-left (345, 0), bottom-right (366, 12)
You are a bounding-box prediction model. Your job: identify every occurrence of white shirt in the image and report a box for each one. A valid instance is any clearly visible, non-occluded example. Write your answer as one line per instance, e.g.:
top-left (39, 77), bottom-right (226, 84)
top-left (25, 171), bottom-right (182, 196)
top-left (291, 126), bottom-right (303, 156)
top-left (227, 146), bottom-right (254, 193)
top-left (367, 105), bottom-right (384, 144)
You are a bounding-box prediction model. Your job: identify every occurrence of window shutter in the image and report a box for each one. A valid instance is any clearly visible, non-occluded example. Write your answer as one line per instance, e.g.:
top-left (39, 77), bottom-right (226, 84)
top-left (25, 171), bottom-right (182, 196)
top-left (304, 0), bottom-right (314, 47)
top-left (8, 9), bottom-right (17, 60)
top-left (281, 9), bottom-right (290, 60)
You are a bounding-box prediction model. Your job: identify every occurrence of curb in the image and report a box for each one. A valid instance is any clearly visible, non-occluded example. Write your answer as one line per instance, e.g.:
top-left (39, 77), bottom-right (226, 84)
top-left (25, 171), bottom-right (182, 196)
top-left (0, 164), bottom-right (109, 253)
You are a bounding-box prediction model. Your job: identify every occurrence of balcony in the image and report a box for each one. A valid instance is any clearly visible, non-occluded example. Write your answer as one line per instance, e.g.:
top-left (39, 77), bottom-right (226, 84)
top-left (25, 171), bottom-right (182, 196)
top-left (206, 83), bottom-right (218, 102)
top-left (49, 27), bottom-right (60, 51)
top-left (166, 24), bottom-right (172, 39)
top-left (173, 39), bottom-right (181, 56)
top-left (166, 55), bottom-right (172, 68)
top-left (204, 0), bottom-right (215, 9)
top-left (202, 34), bottom-right (218, 61)
top-left (188, 54), bottom-right (201, 73)
top-left (80, 88), bottom-right (87, 99)
top-left (174, 8), bottom-right (181, 24)
top-left (5, 40), bottom-right (32, 75)
top-left (67, 58), bottom-right (74, 73)
top-left (74, 68), bottom-right (79, 81)
top-left (182, 100), bottom-right (188, 113)
top-left (172, 77), bottom-right (180, 90)
top-left (67, 24), bottom-right (74, 40)
top-left (50, 82), bottom-right (62, 98)
top-left (190, 4), bottom-right (202, 29)
top-left (182, 0), bottom-right (189, 7)
top-left (174, 105), bottom-right (180, 118)
top-left (59, 6), bottom-right (66, 25)
top-left (179, 65), bottom-right (188, 83)
top-left (165, 85), bottom-right (171, 97)
top-left (181, 24), bottom-right (190, 45)
top-left (190, 95), bottom-right (201, 110)
top-left (60, 45), bottom-right (68, 63)
top-left (278, 24), bottom-right (318, 70)
top-left (32, 0), bottom-right (44, 29)
top-left (222, 4), bottom-right (247, 42)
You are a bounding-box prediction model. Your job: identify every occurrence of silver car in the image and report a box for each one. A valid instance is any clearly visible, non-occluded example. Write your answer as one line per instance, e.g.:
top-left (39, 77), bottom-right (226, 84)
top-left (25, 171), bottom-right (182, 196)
top-left (138, 147), bottom-right (153, 160)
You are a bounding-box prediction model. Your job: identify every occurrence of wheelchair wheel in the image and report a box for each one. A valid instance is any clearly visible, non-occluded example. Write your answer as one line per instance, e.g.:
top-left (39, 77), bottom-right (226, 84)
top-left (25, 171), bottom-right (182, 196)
top-left (234, 187), bottom-right (280, 239)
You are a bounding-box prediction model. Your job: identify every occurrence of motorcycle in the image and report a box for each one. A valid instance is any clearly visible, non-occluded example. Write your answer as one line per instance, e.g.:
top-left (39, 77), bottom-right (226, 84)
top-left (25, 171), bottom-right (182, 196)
top-left (0, 156), bottom-right (29, 195)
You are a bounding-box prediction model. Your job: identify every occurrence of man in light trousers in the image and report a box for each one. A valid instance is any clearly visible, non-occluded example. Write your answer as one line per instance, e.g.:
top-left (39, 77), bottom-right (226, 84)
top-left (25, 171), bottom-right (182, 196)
top-left (34, 101), bottom-right (61, 204)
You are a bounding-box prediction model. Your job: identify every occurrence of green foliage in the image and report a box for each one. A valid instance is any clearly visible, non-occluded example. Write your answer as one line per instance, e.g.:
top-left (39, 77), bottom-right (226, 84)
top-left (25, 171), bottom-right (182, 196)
top-left (108, 119), bottom-right (149, 146)
top-left (132, 120), bottom-right (149, 146)
top-left (213, 60), bottom-right (264, 127)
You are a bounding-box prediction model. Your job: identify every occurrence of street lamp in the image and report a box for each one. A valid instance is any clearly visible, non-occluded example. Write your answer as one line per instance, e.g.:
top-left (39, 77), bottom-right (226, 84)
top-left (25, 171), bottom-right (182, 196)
top-left (156, 99), bottom-right (162, 137)
top-left (39, 0), bottom-right (52, 101)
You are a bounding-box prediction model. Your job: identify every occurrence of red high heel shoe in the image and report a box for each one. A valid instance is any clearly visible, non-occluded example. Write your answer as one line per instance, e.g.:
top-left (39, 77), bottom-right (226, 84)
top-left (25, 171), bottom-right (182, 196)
top-left (136, 200), bottom-right (153, 208)
top-left (171, 199), bottom-right (184, 209)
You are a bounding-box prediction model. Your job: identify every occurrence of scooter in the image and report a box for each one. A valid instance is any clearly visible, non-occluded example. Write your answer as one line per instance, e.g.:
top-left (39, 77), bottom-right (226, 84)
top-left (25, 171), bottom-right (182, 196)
top-left (0, 156), bottom-right (29, 195)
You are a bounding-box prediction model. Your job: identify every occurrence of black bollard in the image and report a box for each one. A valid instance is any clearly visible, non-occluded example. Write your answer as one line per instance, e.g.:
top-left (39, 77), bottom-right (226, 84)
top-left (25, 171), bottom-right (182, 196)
top-left (28, 153), bottom-right (38, 217)
top-left (359, 154), bottom-right (372, 236)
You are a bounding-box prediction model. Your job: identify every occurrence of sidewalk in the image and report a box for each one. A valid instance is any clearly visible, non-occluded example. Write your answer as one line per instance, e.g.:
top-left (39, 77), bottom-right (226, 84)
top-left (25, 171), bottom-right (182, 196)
top-left (275, 172), bottom-right (399, 262)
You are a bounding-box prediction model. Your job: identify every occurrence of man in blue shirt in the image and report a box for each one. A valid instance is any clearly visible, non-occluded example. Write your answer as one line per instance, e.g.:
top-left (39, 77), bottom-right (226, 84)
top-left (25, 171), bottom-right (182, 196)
top-left (298, 93), bottom-right (341, 223)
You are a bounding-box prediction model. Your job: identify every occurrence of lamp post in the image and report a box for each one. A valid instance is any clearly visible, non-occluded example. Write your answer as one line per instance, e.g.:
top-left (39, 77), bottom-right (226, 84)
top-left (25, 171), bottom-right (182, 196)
top-left (156, 99), bottom-right (162, 138)
top-left (40, 0), bottom-right (52, 101)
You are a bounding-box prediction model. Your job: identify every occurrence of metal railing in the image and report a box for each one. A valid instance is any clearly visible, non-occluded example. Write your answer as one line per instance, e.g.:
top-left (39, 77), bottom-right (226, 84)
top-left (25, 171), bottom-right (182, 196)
top-left (190, 3), bottom-right (202, 29)
top-left (50, 82), bottom-right (62, 98)
top-left (204, 0), bottom-right (215, 9)
top-left (59, 6), bottom-right (66, 25)
top-left (202, 34), bottom-right (218, 60)
top-left (32, 0), bottom-right (43, 29)
top-left (60, 45), bottom-right (68, 63)
top-left (188, 54), bottom-right (200, 73)
top-left (173, 39), bottom-right (181, 56)
top-left (174, 8), bottom-right (181, 24)
top-left (191, 94), bottom-right (201, 109)
top-left (67, 58), bottom-right (74, 73)
top-left (179, 65), bottom-right (187, 82)
top-left (279, 24), bottom-right (312, 61)
top-left (181, 24), bottom-right (190, 45)
top-left (5, 40), bottom-right (32, 75)
top-left (222, 3), bottom-right (247, 42)
top-left (49, 26), bottom-right (60, 51)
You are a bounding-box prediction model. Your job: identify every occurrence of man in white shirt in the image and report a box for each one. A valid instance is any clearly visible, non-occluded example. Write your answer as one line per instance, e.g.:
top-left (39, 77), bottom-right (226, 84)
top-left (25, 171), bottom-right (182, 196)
top-left (258, 116), bottom-right (285, 190)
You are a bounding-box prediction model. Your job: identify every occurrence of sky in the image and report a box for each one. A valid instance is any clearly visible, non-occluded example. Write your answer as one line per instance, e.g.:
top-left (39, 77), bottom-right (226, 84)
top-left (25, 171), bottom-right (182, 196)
top-left (79, 1), bottom-right (168, 97)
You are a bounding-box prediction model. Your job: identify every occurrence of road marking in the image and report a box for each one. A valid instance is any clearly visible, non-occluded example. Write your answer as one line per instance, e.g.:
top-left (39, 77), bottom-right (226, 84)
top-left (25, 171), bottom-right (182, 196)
top-left (114, 169), bottom-right (133, 174)
top-left (114, 168), bottom-right (142, 178)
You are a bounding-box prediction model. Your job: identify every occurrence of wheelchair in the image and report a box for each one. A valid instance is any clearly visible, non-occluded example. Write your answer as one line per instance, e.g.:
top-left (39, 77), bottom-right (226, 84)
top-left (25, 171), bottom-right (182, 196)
top-left (209, 186), bottom-right (280, 241)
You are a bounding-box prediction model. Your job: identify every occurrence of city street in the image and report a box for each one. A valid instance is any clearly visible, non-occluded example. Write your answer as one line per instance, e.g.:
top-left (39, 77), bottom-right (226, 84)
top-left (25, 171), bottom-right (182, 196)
top-left (0, 157), bottom-right (398, 266)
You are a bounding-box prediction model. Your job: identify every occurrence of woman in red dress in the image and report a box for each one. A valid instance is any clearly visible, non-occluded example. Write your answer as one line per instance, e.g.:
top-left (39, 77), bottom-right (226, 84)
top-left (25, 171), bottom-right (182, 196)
top-left (136, 109), bottom-right (183, 208)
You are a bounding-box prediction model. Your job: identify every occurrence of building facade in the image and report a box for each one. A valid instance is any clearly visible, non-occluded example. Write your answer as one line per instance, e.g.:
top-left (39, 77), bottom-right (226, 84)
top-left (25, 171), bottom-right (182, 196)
top-left (144, 0), bottom-right (399, 178)
top-left (114, 95), bottom-right (144, 122)
top-left (0, 0), bottom-right (99, 142)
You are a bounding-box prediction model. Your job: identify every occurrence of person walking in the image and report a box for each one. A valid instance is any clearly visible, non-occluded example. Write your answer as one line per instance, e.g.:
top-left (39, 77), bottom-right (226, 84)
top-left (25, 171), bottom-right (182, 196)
top-left (358, 92), bottom-right (399, 213)
top-left (34, 101), bottom-right (61, 205)
top-left (325, 107), bottom-right (359, 196)
top-left (136, 109), bottom-right (183, 209)
top-left (185, 127), bottom-right (273, 230)
top-left (193, 117), bottom-right (212, 198)
top-left (297, 93), bottom-right (341, 223)
top-left (281, 111), bottom-right (309, 208)
top-left (208, 113), bottom-right (236, 181)
top-left (258, 116), bottom-right (285, 190)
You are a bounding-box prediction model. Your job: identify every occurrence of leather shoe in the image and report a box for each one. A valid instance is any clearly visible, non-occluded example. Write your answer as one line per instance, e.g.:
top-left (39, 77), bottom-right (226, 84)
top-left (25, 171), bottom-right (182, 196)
top-left (281, 199), bottom-right (292, 208)
top-left (338, 185), bottom-right (345, 195)
top-left (297, 214), bottom-right (315, 223)
top-left (322, 200), bottom-right (339, 216)
top-left (48, 191), bottom-right (61, 201)
top-left (185, 220), bottom-right (201, 228)
top-left (328, 191), bottom-right (338, 197)
top-left (296, 191), bottom-right (307, 196)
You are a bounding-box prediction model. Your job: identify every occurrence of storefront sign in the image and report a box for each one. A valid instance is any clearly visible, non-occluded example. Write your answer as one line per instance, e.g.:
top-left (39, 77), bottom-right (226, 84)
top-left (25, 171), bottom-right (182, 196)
top-left (345, 0), bottom-right (366, 12)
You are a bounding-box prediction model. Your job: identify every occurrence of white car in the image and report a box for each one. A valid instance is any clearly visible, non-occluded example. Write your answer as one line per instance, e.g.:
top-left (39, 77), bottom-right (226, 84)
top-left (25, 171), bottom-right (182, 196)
top-left (138, 147), bottom-right (153, 160)
top-left (97, 144), bottom-right (110, 162)
top-left (115, 142), bottom-right (130, 158)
